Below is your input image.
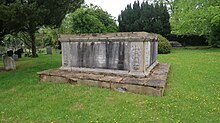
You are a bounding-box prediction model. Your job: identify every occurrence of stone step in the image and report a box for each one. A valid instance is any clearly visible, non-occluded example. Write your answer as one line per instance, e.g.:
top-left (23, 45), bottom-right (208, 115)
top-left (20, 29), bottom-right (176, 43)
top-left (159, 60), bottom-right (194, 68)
top-left (37, 62), bottom-right (170, 96)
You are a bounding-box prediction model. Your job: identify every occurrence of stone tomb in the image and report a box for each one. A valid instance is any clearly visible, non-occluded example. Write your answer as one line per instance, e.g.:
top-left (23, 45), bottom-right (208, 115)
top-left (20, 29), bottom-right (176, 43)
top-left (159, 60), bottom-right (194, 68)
top-left (60, 32), bottom-right (158, 77)
top-left (38, 32), bottom-right (170, 96)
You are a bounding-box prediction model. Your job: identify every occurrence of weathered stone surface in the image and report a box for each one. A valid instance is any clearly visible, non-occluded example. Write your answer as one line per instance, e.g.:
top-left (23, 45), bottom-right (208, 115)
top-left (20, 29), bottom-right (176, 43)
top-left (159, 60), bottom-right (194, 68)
top-left (69, 67), bottom-right (130, 77)
top-left (121, 77), bottom-right (147, 85)
top-left (146, 80), bottom-right (166, 88)
top-left (38, 32), bottom-right (171, 96)
top-left (111, 83), bottom-right (163, 96)
top-left (69, 78), bottom-right (78, 84)
top-left (38, 62), bottom-right (170, 96)
top-left (144, 62), bottom-right (170, 88)
top-left (2, 55), bottom-right (16, 70)
top-left (59, 32), bottom-right (158, 77)
top-left (99, 76), bottom-right (123, 83)
top-left (78, 80), bottom-right (111, 88)
top-left (60, 32), bottom-right (157, 41)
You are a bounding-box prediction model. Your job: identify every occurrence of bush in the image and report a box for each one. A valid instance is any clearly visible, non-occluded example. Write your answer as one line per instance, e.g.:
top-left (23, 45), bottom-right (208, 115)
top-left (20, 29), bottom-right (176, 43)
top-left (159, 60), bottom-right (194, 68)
top-left (158, 34), bottom-right (172, 54)
top-left (165, 34), bottom-right (208, 46)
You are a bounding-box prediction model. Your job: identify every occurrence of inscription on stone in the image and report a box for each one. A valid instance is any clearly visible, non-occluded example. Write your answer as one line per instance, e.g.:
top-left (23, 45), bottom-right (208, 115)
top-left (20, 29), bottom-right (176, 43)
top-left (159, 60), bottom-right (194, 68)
top-left (131, 44), bottom-right (141, 70)
top-left (59, 32), bottom-right (158, 77)
top-left (62, 43), bottom-right (68, 66)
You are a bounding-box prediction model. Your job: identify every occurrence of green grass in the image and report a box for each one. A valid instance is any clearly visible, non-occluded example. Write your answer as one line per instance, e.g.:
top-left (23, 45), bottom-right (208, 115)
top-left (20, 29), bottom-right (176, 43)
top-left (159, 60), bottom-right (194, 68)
top-left (0, 48), bottom-right (219, 123)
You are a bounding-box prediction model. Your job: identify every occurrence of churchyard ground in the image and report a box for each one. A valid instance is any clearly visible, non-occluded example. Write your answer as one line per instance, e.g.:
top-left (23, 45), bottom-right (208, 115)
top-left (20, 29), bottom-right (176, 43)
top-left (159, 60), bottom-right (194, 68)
top-left (0, 48), bottom-right (219, 122)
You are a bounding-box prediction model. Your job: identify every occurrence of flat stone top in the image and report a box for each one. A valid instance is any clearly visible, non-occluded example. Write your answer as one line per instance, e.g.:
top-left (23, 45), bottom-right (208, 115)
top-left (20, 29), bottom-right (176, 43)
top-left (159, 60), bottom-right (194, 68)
top-left (59, 32), bottom-right (158, 42)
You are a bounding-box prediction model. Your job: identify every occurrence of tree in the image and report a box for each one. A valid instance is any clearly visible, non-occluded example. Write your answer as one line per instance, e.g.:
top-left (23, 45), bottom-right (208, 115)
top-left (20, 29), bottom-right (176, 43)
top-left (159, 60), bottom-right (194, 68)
top-left (118, 0), bottom-right (171, 36)
top-left (0, 0), bottom-right (83, 57)
top-left (170, 1), bottom-right (218, 35)
top-left (170, 0), bottom-right (220, 47)
top-left (208, 16), bottom-right (220, 47)
top-left (150, 0), bottom-right (175, 13)
top-left (60, 5), bottom-right (118, 34)
top-left (37, 27), bottom-right (59, 48)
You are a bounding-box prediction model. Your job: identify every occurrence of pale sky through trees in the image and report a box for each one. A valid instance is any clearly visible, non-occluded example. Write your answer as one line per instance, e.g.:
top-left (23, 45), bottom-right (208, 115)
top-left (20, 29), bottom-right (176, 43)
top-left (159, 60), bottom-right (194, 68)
top-left (85, 0), bottom-right (145, 19)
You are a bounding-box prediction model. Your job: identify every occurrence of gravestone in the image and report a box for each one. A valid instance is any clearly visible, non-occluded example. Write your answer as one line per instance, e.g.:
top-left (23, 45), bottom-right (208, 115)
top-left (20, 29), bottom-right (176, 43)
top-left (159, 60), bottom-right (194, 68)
top-left (13, 54), bottom-right (19, 61)
top-left (2, 54), bottom-right (16, 70)
top-left (46, 47), bottom-right (52, 54)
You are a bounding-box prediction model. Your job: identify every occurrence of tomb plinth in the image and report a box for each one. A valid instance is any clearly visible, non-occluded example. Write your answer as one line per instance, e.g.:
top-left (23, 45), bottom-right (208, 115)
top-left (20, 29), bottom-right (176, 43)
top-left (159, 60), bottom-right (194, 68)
top-left (60, 32), bottom-right (158, 77)
top-left (38, 32), bottom-right (171, 96)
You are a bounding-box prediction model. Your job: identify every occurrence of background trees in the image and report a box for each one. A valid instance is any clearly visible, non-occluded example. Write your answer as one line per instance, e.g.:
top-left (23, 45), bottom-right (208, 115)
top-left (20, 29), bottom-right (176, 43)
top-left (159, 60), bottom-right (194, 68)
top-left (118, 0), bottom-right (171, 36)
top-left (0, 0), bottom-right (84, 57)
top-left (60, 5), bottom-right (118, 34)
top-left (170, 0), bottom-right (220, 47)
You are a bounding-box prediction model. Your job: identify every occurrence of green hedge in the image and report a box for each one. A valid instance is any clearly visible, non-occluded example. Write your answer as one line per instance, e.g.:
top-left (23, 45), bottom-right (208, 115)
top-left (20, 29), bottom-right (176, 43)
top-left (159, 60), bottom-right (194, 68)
top-left (158, 34), bottom-right (172, 54)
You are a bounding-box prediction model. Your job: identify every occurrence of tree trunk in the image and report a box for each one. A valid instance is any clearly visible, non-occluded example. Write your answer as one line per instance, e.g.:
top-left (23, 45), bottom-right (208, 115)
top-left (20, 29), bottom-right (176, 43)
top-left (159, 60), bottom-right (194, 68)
top-left (29, 32), bottom-right (37, 58)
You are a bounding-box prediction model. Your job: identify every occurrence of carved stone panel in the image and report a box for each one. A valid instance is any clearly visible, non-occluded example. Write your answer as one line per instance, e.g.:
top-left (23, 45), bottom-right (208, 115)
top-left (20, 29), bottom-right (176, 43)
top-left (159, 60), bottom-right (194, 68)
top-left (62, 42), bottom-right (69, 66)
top-left (130, 42), bottom-right (143, 72)
top-left (145, 41), bottom-right (151, 69)
top-left (60, 32), bottom-right (158, 77)
top-left (70, 42), bottom-right (78, 67)
top-left (123, 42), bottom-right (130, 70)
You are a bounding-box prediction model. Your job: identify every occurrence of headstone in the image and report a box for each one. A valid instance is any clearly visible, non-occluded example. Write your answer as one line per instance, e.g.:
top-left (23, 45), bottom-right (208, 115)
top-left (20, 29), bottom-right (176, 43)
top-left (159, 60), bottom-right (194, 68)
top-left (46, 47), bottom-right (52, 54)
top-left (2, 54), bottom-right (16, 70)
top-left (13, 54), bottom-right (19, 61)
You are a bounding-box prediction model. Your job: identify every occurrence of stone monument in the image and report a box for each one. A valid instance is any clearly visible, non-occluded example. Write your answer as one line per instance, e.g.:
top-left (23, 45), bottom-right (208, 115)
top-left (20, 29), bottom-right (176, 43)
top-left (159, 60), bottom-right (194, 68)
top-left (38, 32), bottom-right (170, 96)
top-left (60, 32), bottom-right (158, 77)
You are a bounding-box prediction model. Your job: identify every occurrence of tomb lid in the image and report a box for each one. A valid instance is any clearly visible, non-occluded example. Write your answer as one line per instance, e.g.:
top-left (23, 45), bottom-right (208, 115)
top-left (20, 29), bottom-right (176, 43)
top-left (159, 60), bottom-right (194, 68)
top-left (59, 32), bottom-right (157, 42)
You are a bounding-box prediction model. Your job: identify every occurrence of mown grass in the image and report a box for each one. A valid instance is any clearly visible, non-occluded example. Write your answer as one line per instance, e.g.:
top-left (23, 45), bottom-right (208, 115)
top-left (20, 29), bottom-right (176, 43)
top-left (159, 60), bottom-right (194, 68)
top-left (0, 48), bottom-right (219, 123)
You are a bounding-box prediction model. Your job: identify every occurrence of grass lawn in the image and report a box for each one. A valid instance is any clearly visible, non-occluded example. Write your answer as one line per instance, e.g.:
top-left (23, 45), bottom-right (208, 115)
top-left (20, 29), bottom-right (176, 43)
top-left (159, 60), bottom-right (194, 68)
top-left (0, 48), bottom-right (219, 122)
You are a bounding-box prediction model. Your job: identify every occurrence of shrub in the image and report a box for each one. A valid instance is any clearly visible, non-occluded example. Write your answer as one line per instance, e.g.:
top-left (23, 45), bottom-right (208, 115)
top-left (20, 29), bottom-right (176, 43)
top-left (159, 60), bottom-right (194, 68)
top-left (158, 34), bottom-right (172, 54)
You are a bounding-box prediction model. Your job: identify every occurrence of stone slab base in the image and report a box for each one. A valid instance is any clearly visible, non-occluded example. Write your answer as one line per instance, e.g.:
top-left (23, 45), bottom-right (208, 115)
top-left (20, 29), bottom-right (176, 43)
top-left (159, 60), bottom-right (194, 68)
top-left (37, 63), bottom-right (170, 97)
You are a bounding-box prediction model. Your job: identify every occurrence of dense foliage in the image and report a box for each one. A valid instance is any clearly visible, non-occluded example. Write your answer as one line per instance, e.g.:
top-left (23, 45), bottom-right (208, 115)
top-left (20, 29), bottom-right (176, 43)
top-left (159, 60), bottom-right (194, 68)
top-left (166, 34), bottom-right (208, 46)
top-left (60, 5), bottom-right (118, 34)
top-left (208, 19), bottom-right (220, 47)
top-left (158, 34), bottom-right (172, 54)
top-left (118, 0), bottom-right (171, 36)
top-left (170, 0), bottom-right (220, 47)
top-left (37, 27), bottom-right (59, 48)
top-left (0, 0), bottom-right (83, 57)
